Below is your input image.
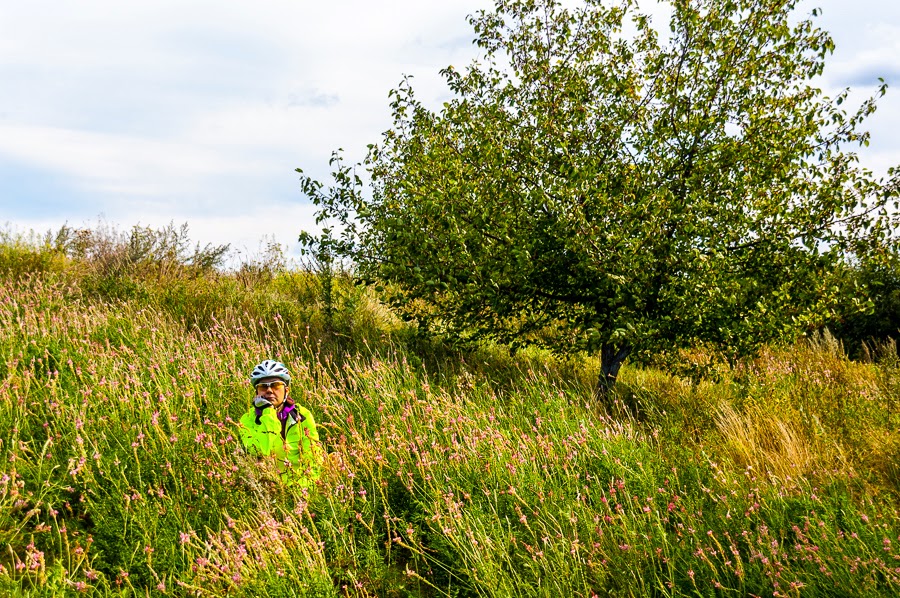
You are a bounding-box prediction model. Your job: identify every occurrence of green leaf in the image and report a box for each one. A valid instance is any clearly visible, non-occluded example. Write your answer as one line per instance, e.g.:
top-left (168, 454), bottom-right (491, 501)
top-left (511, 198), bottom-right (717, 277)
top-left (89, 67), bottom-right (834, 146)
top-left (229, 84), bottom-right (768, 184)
top-left (293, 0), bottom-right (898, 378)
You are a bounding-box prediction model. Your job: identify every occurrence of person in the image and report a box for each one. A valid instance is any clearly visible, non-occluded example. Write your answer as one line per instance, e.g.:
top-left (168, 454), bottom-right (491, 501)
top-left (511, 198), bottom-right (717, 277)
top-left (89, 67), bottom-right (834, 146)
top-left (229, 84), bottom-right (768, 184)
top-left (238, 359), bottom-right (323, 486)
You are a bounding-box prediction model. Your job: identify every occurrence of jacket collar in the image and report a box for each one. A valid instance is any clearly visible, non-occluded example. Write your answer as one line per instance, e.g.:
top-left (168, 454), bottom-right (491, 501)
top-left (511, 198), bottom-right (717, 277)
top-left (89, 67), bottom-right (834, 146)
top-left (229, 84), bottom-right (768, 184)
top-left (252, 396), bottom-right (302, 426)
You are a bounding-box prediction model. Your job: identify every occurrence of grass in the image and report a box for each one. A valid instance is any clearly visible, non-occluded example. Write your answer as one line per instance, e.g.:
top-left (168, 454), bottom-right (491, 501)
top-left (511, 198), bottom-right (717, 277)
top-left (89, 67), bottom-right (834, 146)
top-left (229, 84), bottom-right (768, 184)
top-left (1, 230), bottom-right (899, 596)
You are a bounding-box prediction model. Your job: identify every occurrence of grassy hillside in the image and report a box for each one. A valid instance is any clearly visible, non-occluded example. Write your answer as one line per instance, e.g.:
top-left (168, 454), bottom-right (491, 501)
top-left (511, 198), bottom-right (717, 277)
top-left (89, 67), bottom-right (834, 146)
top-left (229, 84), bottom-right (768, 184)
top-left (2, 231), bottom-right (900, 596)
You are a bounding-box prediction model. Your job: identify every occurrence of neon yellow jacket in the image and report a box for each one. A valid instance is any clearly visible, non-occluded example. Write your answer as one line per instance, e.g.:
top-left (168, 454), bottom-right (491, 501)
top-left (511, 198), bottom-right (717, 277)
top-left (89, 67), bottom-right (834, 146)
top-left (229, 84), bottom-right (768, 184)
top-left (238, 399), bottom-right (323, 486)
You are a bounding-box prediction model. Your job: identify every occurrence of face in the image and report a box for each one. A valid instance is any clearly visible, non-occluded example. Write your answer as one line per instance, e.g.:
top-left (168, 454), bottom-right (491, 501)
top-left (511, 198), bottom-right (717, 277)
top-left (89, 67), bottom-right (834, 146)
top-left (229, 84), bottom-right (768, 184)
top-left (255, 376), bottom-right (288, 408)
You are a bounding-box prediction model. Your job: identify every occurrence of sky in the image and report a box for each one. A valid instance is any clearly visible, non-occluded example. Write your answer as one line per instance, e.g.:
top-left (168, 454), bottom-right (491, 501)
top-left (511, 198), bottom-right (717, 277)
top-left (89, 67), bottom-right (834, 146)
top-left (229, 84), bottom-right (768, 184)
top-left (1, 0), bottom-right (899, 267)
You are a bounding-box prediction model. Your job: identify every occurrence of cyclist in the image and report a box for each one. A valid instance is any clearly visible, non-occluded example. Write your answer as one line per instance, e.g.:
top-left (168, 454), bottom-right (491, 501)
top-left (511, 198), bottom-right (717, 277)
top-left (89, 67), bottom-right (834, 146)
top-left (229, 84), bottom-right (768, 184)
top-left (238, 359), bottom-right (323, 486)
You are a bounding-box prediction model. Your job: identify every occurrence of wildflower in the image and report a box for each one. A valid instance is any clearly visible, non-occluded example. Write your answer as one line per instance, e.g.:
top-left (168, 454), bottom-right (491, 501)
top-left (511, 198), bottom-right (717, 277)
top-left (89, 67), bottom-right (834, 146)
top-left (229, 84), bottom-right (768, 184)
top-left (26, 542), bottom-right (44, 570)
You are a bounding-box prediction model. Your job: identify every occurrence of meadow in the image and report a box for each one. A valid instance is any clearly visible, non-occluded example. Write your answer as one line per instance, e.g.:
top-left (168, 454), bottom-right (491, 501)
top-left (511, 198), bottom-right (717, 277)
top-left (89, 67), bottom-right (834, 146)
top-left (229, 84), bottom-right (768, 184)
top-left (1, 228), bottom-right (900, 596)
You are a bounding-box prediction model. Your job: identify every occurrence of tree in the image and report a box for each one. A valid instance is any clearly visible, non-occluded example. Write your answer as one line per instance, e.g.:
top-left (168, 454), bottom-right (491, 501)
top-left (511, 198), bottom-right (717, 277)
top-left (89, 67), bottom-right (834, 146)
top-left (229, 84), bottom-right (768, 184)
top-left (829, 242), bottom-right (900, 357)
top-left (298, 0), bottom-right (899, 400)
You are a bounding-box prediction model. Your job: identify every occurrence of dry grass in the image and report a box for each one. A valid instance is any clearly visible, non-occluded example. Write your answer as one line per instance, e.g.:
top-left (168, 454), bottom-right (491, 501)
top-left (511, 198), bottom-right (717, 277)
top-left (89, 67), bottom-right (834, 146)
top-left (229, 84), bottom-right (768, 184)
top-left (714, 401), bottom-right (843, 482)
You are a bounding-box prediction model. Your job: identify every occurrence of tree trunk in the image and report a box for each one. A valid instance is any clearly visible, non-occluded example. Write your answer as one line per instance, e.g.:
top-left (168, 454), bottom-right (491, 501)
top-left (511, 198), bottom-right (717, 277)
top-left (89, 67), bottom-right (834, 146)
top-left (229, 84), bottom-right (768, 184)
top-left (595, 344), bottom-right (630, 411)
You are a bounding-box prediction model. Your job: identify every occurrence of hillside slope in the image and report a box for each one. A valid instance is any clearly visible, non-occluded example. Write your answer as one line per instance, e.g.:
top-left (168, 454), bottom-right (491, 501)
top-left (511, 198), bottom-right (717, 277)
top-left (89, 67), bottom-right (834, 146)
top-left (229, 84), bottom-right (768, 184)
top-left (2, 239), bottom-right (899, 596)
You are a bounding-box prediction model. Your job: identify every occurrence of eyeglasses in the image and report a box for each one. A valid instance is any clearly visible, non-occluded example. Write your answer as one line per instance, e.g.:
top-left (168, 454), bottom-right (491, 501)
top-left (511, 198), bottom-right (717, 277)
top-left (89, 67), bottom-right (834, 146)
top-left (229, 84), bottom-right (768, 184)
top-left (255, 381), bottom-right (286, 392)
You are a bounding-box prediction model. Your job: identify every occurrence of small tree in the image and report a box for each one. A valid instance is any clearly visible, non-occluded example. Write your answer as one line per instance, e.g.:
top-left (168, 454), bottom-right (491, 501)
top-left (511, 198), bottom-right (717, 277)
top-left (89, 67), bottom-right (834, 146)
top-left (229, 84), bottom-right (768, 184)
top-left (298, 0), bottom-right (898, 399)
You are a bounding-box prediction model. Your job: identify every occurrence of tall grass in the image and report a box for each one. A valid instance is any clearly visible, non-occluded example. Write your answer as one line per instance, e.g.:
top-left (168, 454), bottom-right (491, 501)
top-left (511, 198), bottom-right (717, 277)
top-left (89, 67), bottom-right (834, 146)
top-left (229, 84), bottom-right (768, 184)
top-left (1, 231), bottom-right (899, 596)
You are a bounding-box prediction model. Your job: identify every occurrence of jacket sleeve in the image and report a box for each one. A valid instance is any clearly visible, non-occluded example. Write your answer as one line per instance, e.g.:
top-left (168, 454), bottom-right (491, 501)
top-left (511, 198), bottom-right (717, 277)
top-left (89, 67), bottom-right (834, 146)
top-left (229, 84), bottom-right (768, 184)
top-left (296, 406), bottom-right (324, 481)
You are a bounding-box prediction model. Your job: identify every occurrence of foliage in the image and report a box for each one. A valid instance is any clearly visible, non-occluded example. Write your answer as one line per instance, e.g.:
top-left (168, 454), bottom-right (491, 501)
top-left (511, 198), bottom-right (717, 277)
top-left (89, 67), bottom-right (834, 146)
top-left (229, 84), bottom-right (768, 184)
top-left (0, 227), bottom-right (70, 279)
top-left (297, 0), bottom-right (899, 396)
top-left (830, 243), bottom-right (900, 357)
top-left (51, 220), bottom-right (232, 276)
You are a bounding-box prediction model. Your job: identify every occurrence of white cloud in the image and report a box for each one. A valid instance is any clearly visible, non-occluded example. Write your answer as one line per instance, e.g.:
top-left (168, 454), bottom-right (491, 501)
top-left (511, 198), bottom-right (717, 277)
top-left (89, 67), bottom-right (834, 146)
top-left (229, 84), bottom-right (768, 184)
top-left (0, 123), bottom-right (250, 196)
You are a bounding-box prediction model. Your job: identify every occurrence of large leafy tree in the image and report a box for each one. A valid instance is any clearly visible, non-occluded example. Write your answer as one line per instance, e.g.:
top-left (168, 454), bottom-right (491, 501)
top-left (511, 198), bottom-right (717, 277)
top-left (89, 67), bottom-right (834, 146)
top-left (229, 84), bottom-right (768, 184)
top-left (298, 0), bottom-right (898, 397)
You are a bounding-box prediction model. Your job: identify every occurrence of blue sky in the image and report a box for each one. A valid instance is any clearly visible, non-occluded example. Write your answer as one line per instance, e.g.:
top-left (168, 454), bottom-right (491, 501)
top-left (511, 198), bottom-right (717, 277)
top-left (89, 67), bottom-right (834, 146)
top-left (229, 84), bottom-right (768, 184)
top-left (1, 0), bottom-right (898, 264)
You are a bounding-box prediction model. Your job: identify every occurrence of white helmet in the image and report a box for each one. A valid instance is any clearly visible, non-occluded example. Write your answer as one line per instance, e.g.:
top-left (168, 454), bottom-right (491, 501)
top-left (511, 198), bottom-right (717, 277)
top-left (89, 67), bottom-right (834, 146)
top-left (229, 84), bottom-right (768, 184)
top-left (249, 359), bottom-right (292, 386)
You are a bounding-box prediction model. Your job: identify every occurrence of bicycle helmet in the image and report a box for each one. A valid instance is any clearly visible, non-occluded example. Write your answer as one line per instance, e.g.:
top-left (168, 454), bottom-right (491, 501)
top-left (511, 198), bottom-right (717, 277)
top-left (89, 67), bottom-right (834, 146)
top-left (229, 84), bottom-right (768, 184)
top-left (249, 359), bottom-right (292, 386)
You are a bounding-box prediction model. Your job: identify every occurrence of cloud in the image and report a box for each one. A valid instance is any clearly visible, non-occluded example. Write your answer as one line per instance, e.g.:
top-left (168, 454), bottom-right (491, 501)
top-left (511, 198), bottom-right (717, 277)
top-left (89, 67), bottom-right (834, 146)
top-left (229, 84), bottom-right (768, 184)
top-left (0, 123), bottom-right (245, 197)
top-left (286, 90), bottom-right (340, 109)
top-left (0, 161), bottom-right (98, 221)
top-left (822, 21), bottom-right (900, 88)
top-left (839, 66), bottom-right (900, 88)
